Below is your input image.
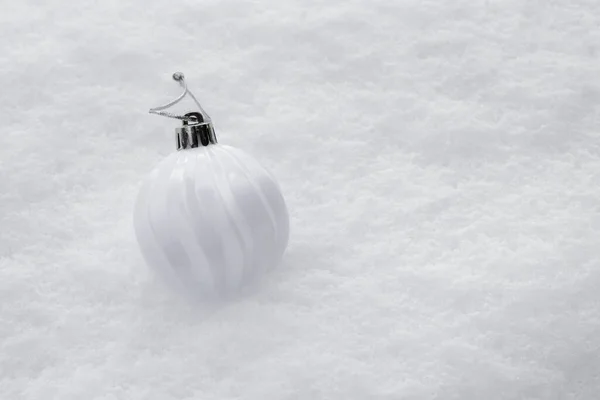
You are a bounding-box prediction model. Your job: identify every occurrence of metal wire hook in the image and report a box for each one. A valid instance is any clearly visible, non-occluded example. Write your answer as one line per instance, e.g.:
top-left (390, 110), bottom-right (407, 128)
top-left (148, 72), bottom-right (212, 123)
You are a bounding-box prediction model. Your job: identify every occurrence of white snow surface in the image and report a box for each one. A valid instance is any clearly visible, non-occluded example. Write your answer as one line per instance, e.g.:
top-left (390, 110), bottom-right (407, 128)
top-left (2, 0), bottom-right (600, 399)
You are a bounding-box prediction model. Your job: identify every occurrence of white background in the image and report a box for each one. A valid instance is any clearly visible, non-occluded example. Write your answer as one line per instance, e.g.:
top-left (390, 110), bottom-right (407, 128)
top-left (1, 0), bottom-right (599, 398)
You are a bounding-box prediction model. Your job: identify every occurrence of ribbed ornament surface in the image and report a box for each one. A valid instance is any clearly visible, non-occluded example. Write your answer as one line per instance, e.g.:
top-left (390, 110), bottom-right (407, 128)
top-left (133, 145), bottom-right (290, 301)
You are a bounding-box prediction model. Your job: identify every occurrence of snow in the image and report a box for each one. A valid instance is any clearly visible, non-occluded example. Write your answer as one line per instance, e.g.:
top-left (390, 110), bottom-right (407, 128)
top-left (1, 0), bottom-right (600, 398)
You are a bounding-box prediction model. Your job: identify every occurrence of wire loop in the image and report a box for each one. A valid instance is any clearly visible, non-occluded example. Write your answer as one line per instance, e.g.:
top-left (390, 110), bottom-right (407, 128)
top-left (149, 72), bottom-right (212, 123)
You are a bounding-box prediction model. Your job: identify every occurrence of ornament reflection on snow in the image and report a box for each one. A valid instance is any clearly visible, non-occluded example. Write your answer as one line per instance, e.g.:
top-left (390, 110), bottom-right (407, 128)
top-left (134, 72), bottom-right (289, 301)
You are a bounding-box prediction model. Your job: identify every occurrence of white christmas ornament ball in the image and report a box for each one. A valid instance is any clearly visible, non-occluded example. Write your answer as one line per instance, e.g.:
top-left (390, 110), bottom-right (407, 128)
top-left (136, 72), bottom-right (290, 301)
top-left (134, 144), bottom-right (290, 301)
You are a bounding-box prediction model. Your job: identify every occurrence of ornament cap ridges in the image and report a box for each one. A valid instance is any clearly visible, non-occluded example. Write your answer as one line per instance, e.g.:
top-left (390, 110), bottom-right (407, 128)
top-left (175, 112), bottom-right (218, 150)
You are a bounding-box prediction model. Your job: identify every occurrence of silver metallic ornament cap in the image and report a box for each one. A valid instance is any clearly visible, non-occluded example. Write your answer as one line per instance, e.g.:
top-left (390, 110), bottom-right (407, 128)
top-left (149, 72), bottom-right (218, 151)
top-left (175, 112), bottom-right (218, 150)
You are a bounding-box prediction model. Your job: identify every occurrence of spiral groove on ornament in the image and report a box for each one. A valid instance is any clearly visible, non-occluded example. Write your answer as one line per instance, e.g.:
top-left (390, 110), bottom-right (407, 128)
top-left (133, 145), bottom-right (289, 301)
